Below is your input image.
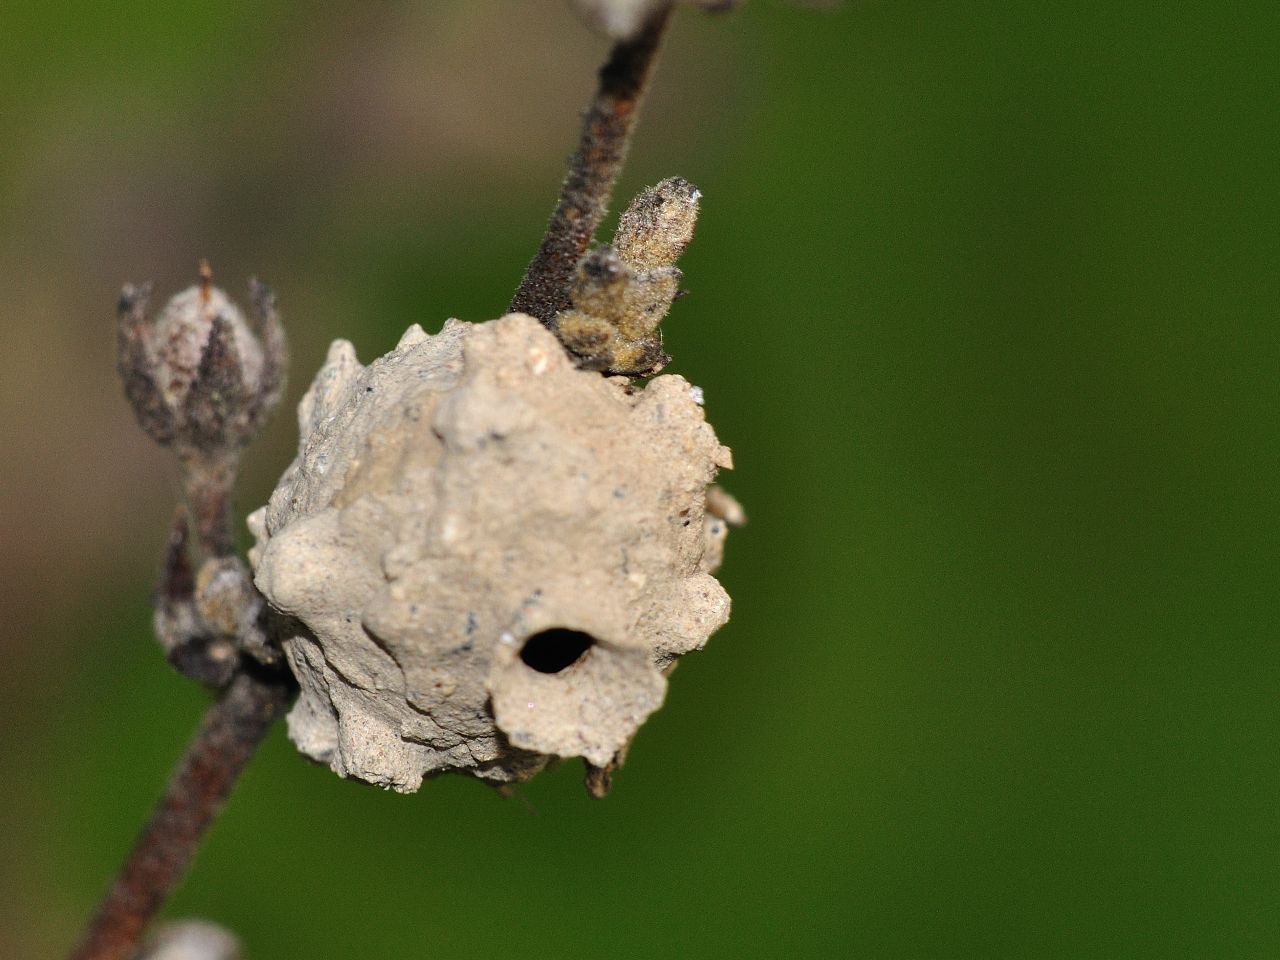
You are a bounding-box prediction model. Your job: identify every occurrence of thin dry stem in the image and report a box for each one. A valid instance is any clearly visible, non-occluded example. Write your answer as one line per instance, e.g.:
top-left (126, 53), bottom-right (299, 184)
top-left (510, 7), bottom-right (673, 323)
top-left (67, 668), bottom-right (294, 960)
top-left (182, 459), bottom-right (239, 559)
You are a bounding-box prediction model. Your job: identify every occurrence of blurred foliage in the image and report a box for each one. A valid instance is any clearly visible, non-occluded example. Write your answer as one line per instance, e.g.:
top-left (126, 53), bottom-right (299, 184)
top-left (2, 1), bottom-right (1278, 958)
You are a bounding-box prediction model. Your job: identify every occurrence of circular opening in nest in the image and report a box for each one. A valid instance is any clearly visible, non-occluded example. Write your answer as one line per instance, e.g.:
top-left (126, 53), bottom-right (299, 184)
top-left (520, 628), bottom-right (595, 674)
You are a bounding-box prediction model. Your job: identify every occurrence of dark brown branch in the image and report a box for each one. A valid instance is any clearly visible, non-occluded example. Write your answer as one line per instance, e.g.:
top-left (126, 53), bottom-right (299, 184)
top-left (67, 668), bottom-right (295, 960)
top-left (510, 7), bottom-right (673, 323)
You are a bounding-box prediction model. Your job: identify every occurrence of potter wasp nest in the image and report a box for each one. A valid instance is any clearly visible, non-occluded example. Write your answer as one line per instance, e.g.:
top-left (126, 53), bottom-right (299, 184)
top-left (250, 313), bottom-right (740, 793)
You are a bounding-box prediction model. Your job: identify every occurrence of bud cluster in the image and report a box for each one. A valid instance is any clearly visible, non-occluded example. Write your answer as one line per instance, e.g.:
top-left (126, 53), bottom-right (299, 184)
top-left (154, 509), bottom-right (277, 687)
top-left (552, 177), bottom-right (701, 376)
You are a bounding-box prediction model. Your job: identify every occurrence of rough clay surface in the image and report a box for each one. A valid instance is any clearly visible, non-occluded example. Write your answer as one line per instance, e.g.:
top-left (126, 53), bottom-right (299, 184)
top-left (249, 313), bottom-right (734, 791)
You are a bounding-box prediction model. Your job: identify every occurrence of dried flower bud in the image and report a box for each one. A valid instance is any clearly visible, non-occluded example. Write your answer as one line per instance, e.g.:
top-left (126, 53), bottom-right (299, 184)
top-left (570, 0), bottom-right (742, 41)
top-left (117, 266), bottom-right (286, 463)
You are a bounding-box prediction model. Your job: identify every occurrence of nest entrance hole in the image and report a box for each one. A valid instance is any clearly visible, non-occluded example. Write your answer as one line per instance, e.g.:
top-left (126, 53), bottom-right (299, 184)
top-left (520, 628), bottom-right (595, 673)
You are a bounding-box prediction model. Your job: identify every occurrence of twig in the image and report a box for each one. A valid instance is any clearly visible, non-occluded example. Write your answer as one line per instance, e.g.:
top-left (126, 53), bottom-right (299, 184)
top-left (510, 7), bottom-right (673, 323)
top-left (181, 460), bottom-right (238, 559)
top-left (67, 667), bottom-right (295, 960)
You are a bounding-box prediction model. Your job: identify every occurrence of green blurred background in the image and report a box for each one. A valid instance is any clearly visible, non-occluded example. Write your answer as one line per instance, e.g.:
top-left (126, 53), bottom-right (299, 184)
top-left (2, 1), bottom-right (1276, 957)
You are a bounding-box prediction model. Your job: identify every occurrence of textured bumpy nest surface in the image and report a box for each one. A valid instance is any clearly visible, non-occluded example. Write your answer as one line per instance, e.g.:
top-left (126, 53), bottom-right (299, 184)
top-left (249, 313), bottom-right (734, 791)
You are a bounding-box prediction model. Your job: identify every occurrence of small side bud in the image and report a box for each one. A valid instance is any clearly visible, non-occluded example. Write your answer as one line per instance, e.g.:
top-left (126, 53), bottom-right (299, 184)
top-left (194, 555), bottom-right (279, 668)
top-left (614, 267), bottom-right (682, 340)
top-left (194, 556), bottom-right (256, 638)
top-left (569, 247), bottom-right (630, 318)
top-left (553, 309), bottom-right (615, 358)
top-left (615, 176), bottom-right (701, 270)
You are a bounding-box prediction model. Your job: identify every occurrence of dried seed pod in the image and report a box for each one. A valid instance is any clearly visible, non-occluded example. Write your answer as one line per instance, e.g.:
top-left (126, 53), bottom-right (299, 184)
top-left (116, 265), bottom-right (286, 464)
top-left (249, 314), bottom-right (737, 793)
